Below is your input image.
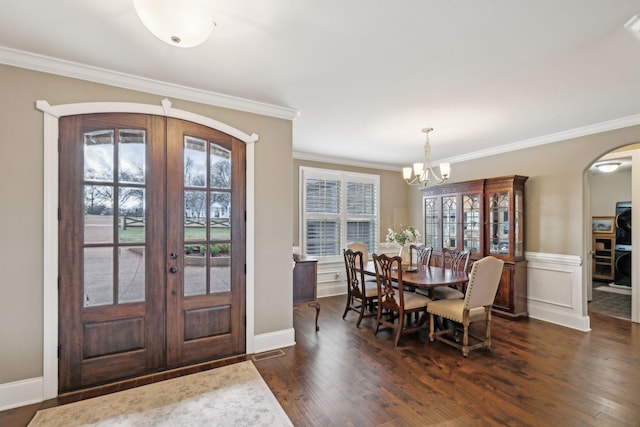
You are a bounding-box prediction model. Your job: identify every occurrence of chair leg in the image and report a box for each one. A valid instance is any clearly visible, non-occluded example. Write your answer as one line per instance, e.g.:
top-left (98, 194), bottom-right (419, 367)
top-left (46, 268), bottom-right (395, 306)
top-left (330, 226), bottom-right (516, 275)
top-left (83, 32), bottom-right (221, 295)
top-left (356, 298), bottom-right (365, 327)
top-left (342, 295), bottom-right (351, 319)
top-left (485, 309), bottom-right (492, 350)
top-left (394, 311), bottom-right (404, 347)
top-left (428, 313), bottom-right (435, 342)
top-left (374, 306), bottom-right (382, 335)
top-left (462, 321), bottom-right (470, 357)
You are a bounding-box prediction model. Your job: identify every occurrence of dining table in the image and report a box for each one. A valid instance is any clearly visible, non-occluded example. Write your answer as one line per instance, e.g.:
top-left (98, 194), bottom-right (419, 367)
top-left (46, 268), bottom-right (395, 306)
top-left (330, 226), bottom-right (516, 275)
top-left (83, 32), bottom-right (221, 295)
top-left (362, 260), bottom-right (468, 298)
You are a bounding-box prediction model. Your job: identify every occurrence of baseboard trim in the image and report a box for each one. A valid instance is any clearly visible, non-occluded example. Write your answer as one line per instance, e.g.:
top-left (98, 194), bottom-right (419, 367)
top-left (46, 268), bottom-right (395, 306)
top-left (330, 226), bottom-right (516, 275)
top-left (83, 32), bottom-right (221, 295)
top-left (253, 328), bottom-right (296, 354)
top-left (0, 376), bottom-right (43, 411)
top-left (528, 301), bottom-right (591, 332)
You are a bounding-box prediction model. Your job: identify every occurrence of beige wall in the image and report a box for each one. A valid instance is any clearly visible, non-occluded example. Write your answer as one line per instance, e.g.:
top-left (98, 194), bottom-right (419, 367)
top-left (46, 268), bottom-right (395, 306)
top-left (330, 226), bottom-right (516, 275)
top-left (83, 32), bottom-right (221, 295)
top-left (0, 64), bottom-right (293, 384)
top-left (591, 170), bottom-right (632, 217)
top-left (292, 159), bottom-right (408, 250)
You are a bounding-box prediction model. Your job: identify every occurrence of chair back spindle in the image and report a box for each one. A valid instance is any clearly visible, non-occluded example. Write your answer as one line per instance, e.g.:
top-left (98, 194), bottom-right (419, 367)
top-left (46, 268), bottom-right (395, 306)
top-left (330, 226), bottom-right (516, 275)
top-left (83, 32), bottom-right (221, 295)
top-left (409, 244), bottom-right (433, 271)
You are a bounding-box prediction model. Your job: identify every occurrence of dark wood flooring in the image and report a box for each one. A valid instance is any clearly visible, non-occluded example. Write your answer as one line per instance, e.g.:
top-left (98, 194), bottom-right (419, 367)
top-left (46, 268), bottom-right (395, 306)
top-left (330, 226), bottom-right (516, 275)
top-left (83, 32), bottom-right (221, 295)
top-left (2, 295), bottom-right (640, 426)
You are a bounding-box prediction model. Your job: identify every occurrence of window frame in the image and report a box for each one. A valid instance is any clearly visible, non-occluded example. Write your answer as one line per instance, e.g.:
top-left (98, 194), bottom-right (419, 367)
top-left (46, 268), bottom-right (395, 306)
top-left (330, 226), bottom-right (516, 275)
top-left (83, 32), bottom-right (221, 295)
top-left (299, 166), bottom-right (380, 262)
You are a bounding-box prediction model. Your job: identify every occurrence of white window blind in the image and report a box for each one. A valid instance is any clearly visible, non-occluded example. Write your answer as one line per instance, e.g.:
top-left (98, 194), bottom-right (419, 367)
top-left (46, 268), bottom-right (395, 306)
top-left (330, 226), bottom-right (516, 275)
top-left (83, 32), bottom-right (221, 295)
top-left (300, 167), bottom-right (379, 259)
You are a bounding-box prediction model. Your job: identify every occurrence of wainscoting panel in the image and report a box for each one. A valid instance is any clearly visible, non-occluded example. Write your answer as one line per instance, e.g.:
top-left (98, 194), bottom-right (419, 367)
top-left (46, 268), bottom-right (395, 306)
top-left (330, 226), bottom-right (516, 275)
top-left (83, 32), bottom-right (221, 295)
top-left (317, 260), bottom-right (346, 298)
top-left (525, 251), bottom-right (590, 331)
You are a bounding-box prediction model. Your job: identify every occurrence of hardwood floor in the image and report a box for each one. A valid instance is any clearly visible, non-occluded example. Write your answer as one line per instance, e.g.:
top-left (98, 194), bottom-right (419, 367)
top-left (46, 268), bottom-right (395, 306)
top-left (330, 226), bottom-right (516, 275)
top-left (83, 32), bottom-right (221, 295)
top-left (2, 295), bottom-right (640, 426)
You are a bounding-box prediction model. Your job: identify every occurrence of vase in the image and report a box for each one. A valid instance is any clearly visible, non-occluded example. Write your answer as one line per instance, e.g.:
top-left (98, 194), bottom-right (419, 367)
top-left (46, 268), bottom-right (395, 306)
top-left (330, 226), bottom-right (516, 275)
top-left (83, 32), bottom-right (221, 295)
top-left (399, 243), bottom-right (411, 268)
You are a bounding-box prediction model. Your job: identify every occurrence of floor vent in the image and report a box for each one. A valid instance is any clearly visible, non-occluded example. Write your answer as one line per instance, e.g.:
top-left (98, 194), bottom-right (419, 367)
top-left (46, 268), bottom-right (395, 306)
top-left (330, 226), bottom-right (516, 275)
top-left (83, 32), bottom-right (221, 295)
top-left (251, 349), bottom-right (285, 361)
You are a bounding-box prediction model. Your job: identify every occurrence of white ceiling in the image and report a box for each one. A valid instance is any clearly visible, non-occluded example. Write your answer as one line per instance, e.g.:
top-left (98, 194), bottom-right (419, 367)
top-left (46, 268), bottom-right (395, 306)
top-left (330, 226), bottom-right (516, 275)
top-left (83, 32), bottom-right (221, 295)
top-left (2, 1), bottom-right (640, 169)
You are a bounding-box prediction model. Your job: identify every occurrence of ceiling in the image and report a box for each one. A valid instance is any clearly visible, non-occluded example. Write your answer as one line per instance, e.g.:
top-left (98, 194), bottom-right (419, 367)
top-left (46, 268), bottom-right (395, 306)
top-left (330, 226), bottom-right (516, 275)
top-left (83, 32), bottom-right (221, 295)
top-left (2, 1), bottom-right (640, 170)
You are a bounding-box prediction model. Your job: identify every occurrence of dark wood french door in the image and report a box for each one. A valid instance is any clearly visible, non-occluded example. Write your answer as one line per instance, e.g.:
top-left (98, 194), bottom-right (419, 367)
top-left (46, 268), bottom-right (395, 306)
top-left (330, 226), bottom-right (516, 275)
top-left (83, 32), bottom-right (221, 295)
top-left (58, 113), bottom-right (245, 392)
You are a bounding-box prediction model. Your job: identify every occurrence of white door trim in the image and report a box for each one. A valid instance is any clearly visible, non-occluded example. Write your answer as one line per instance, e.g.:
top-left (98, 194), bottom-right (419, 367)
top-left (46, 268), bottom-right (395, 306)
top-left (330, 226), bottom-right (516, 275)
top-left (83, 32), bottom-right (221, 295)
top-left (37, 99), bottom-right (257, 399)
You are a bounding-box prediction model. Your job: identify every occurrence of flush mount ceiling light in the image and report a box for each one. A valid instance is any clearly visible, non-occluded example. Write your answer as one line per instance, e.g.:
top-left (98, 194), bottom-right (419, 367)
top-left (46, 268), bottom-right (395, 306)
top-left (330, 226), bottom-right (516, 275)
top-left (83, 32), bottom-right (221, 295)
top-left (403, 128), bottom-right (450, 186)
top-left (133, 0), bottom-right (215, 48)
top-left (595, 162), bottom-right (621, 173)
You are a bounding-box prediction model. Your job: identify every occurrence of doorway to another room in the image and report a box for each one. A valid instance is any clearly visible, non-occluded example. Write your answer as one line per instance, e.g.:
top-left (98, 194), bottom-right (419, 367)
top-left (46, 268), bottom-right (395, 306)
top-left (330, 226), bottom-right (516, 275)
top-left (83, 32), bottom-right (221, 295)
top-left (588, 148), bottom-right (635, 321)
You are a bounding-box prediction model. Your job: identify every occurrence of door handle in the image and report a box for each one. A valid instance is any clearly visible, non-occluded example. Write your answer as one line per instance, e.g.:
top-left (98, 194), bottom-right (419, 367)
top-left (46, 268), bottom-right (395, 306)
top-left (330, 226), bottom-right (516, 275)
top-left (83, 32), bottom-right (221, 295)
top-left (169, 266), bottom-right (178, 274)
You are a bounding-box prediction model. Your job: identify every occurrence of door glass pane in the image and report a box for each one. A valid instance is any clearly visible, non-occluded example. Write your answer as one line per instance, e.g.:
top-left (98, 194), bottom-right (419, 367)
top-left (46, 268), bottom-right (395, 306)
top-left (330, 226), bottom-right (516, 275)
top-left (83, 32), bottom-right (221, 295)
top-left (119, 129), bottom-right (146, 184)
top-left (184, 244), bottom-right (206, 296)
top-left (210, 243), bottom-right (231, 293)
top-left (119, 187), bottom-right (145, 243)
top-left (185, 190), bottom-right (207, 241)
top-left (84, 130), bottom-right (114, 182)
top-left (84, 247), bottom-right (113, 307)
top-left (210, 192), bottom-right (230, 240)
top-left (210, 144), bottom-right (231, 189)
top-left (183, 136), bottom-right (236, 298)
top-left (118, 246), bottom-right (145, 303)
top-left (84, 185), bottom-right (114, 244)
top-left (184, 136), bottom-right (207, 187)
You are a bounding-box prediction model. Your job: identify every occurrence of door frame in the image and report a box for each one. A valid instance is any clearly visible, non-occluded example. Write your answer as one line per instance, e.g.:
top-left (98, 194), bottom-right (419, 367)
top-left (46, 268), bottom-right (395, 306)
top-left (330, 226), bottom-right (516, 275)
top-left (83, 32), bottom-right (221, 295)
top-left (37, 98), bottom-right (258, 399)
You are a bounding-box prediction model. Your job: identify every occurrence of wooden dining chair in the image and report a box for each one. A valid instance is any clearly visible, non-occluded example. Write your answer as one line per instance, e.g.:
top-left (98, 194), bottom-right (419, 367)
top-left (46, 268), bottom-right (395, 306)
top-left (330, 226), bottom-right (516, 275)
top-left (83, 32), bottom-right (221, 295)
top-left (431, 248), bottom-right (470, 300)
top-left (409, 244), bottom-right (432, 271)
top-left (372, 253), bottom-right (431, 346)
top-left (347, 241), bottom-right (377, 283)
top-left (427, 256), bottom-right (504, 356)
top-left (342, 249), bottom-right (378, 327)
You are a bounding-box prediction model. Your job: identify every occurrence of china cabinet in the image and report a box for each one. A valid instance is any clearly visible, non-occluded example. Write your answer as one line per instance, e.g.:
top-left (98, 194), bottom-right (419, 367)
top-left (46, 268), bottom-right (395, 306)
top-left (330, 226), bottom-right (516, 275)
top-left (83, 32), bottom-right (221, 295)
top-left (421, 175), bottom-right (528, 318)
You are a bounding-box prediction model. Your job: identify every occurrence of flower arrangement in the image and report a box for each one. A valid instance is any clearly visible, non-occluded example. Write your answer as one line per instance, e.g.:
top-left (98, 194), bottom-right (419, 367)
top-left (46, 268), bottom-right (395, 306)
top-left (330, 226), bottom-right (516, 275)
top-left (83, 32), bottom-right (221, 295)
top-left (385, 226), bottom-right (421, 247)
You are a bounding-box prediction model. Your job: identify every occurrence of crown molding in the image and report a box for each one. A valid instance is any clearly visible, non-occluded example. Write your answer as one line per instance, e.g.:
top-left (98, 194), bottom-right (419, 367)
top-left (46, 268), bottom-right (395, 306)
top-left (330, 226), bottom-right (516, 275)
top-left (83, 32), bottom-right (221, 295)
top-left (293, 151), bottom-right (400, 172)
top-left (0, 45), bottom-right (299, 121)
top-left (442, 114), bottom-right (640, 164)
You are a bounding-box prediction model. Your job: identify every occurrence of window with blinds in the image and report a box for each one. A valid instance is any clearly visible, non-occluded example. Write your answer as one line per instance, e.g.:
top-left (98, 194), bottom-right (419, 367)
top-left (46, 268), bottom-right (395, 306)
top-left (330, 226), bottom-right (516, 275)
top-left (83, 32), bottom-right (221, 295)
top-left (300, 167), bottom-right (379, 259)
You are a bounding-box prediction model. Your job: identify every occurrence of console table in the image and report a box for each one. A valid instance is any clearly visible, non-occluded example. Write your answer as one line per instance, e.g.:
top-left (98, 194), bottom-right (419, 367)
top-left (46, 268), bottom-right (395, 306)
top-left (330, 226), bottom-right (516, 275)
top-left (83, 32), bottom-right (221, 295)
top-left (293, 255), bottom-right (320, 331)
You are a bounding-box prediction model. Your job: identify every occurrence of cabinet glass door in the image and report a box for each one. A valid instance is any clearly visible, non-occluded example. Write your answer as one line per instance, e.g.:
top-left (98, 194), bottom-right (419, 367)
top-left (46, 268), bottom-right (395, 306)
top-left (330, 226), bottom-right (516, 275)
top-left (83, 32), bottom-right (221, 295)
top-left (462, 193), bottom-right (481, 254)
top-left (423, 197), bottom-right (439, 248)
top-left (515, 190), bottom-right (524, 257)
top-left (442, 195), bottom-right (457, 248)
top-left (488, 191), bottom-right (510, 255)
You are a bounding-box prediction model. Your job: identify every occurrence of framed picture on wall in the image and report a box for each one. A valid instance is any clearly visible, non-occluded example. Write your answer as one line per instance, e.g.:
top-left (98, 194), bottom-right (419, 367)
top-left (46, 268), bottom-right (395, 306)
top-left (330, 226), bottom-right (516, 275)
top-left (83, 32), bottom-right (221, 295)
top-left (592, 216), bottom-right (614, 234)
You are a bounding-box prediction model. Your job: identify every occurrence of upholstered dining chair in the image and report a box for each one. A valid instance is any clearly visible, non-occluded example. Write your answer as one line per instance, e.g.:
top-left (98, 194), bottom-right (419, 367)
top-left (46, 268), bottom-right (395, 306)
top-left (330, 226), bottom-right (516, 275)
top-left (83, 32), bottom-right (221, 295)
top-left (346, 241), bottom-right (369, 264)
top-left (409, 244), bottom-right (433, 271)
top-left (430, 248), bottom-right (470, 300)
top-left (372, 253), bottom-right (431, 346)
top-left (342, 249), bottom-right (378, 327)
top-left (427, 256), bottom-right (504, 356)
top-left (347, 241), bottom-right (377, 283)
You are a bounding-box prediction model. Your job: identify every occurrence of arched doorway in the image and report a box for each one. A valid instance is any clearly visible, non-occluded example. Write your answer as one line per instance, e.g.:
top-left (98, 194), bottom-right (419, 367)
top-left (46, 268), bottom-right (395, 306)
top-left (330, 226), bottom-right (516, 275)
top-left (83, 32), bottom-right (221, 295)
top-left (37, 99), bottom-right (258, 398)
top-left (586, 144), bottom-right (639, 323)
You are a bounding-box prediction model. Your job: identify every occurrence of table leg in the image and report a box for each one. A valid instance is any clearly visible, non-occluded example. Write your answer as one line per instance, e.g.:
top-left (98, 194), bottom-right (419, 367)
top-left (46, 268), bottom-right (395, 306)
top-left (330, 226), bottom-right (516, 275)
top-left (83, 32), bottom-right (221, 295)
top-left (308, 301), bottom-right (320, 331)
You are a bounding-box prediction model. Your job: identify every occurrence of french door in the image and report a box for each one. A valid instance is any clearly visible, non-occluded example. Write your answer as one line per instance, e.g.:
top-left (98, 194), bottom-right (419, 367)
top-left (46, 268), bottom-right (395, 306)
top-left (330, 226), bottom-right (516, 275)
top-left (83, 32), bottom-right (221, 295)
top-left (58, 113), bottom-right (245, 392)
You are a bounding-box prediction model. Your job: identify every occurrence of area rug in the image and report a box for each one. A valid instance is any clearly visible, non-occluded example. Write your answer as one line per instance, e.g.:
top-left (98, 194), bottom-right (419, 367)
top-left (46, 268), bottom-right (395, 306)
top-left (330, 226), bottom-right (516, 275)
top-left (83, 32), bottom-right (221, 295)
top-left (28, 361), bottom-right (293, 427)
top-left (595, 285), bottom-right (632, 296)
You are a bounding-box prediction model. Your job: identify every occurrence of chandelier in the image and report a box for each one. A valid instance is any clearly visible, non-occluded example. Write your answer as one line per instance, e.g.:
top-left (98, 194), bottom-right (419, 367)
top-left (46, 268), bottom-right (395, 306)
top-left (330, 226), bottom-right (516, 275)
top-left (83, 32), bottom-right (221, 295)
top-left (403, 128), bottom-right (450, 186)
